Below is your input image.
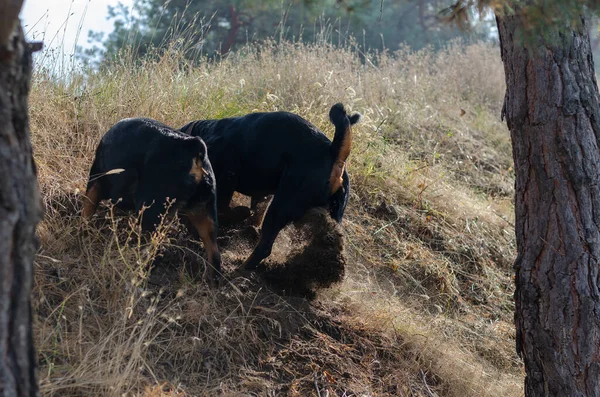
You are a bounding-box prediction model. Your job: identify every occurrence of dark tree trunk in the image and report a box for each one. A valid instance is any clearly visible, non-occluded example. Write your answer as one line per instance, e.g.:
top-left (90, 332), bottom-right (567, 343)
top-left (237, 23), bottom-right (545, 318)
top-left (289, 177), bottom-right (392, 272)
top-left (221, 5), bottom-right (242, 56)
top-left (0, 13), bottom-right (42, 397)
top-left (497, 9), bottom-right (600, 397)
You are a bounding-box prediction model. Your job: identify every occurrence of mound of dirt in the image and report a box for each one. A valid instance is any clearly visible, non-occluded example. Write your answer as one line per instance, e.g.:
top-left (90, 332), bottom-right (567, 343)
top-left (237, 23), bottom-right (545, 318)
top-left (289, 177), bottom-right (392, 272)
top-left (148, 206), bottom-right (347, 298)
top-left (260, 208), bottom-right (346, 298)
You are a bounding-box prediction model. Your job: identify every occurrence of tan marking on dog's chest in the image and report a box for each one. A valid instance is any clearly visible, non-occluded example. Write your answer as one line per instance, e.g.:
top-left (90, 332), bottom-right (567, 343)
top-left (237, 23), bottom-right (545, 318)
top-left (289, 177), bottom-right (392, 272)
top-left (82, 182), bottom-right (101, 218)
top-left (190, 157), bottom-right (205, 183)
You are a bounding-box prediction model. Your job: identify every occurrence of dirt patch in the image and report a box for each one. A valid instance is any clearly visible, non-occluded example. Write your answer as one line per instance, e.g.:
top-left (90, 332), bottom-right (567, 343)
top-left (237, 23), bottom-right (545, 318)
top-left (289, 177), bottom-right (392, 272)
top-left (260, 208), bottom-right (346, 298)
top-left (146, 205), bottom-right (347, 300)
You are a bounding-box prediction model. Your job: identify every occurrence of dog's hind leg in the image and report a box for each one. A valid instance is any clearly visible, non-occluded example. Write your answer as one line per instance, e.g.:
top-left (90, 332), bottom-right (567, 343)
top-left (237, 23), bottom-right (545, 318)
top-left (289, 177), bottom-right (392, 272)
top-left (243, 190), bottom-right (308, 270)
top-left (214, 169), bottom-right (252, 225)
top-left (249, 195), bottom-right (271, 227)
top-left (243, 198), bottom-right (288, 270)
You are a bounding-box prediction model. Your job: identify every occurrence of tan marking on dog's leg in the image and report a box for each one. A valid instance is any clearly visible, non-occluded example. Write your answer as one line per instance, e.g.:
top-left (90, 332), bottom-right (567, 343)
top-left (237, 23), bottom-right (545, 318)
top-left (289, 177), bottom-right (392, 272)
top-left (82, 182), bottom-right (100, 218)
top-left (189, 157), bottom-right (205, 183)
top-left (188, 212), bottom-right (220, 281)
top-left (250, 196), bottom-right (271, 227)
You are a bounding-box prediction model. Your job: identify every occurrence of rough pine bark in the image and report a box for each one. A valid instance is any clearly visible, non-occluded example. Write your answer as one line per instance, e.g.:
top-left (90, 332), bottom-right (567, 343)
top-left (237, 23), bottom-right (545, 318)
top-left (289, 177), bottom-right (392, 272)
top-left (497, 9), bottom-right (600, 397)
top-left (0, 9), bottom-right (42, 397)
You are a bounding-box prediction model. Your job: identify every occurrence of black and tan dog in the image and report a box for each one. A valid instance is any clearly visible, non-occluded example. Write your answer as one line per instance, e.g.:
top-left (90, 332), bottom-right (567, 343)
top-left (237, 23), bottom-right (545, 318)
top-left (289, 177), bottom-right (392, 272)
top-left (82, 118), bottom-right (221, 281)
top-left (180, 103), bottom-right (361, 270)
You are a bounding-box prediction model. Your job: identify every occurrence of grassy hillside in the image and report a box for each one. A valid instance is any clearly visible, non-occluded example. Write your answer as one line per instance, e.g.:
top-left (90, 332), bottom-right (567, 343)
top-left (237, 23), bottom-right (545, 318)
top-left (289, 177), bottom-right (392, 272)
top-left (31, 40), bottom-right (523, 396)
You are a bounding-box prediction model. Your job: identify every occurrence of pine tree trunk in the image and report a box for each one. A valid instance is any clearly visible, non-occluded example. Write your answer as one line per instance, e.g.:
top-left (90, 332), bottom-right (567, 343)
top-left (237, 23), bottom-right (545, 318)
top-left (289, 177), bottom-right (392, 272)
top-left (0, 14), bottom-right (42, 397)
top-left (497, 11), bottom-right (600, 397)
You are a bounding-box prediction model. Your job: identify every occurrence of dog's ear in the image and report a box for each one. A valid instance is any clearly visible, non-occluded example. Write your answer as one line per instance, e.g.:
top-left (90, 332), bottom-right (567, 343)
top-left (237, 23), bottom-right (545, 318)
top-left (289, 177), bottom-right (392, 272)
top-left (187, 138), bottom-right (207, 183)
top-left (197, 137), bottom-right (207, 157)
top-left (188, 137), bottom-right (207, 158)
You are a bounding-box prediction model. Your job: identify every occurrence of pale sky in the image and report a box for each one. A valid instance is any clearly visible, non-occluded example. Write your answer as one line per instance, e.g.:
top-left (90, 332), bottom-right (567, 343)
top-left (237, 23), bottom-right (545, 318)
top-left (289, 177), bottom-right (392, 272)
top-left (21, 0), bottom-right (133, 67)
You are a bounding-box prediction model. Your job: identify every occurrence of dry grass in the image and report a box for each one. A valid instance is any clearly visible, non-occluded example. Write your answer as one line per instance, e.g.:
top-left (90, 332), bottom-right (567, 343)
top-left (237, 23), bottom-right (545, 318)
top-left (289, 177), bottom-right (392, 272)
top-left (31, 38), bottom-right (522, 396)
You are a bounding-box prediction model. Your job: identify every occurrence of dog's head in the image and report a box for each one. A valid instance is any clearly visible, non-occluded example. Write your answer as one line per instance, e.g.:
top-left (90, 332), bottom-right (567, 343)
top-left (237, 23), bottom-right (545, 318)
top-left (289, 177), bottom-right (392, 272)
top-left (138, 136), bottom-right (210, 229)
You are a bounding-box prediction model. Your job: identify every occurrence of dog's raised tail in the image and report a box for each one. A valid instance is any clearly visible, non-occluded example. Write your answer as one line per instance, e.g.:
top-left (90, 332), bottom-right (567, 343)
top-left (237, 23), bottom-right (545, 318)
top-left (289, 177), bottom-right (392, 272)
top-left (329, 103), bottom-right (361, 164)
top-left (328, 103), bottom-right (361, 194)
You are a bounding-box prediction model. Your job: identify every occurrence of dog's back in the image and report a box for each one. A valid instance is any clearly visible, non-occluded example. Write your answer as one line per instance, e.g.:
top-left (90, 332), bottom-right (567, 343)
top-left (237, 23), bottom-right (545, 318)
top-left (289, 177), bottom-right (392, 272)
top-left (181, 108), bottom-right (359, 199)
top-left (87, 118), bottom-right (201, 209)
top-left (91, 118), bottom-right (194, 176)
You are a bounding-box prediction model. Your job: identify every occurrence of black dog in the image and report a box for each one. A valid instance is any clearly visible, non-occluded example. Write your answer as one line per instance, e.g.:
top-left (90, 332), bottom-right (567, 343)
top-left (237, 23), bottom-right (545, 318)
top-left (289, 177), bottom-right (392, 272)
top-left (180, 103), bottom-right (361, 270)
top-left (82, 117), bottom-right (221, 281)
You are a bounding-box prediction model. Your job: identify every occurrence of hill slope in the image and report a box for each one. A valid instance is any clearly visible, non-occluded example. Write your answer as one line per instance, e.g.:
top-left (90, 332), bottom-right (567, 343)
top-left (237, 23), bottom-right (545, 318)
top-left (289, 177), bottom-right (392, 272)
top-left (31, 41), bottom-right (522, 396)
